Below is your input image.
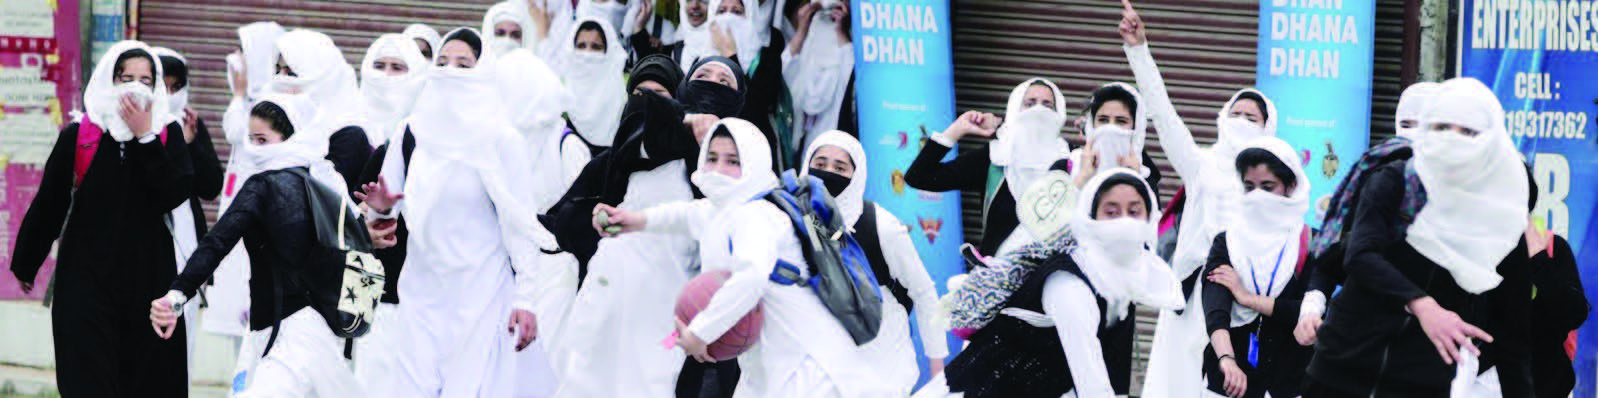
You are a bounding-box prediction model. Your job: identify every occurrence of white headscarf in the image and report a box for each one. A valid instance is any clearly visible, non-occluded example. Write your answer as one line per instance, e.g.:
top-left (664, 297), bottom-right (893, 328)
top-left (553, 17), bottom-right (628, 147)
top-left (149, 46), bottom-right (189, 127)
top-left (710, 0), bottom-right (761, 74)
top-left (990, 78), bottom-right (1070, 199)
top-left (497, 48), bottom-right (574, 210)
top-left (483, 1), bottom-right (539, 57)
top-left (692, 118), bottom-right (779, 209)
top-left (403, 23), bottom-right (443, 56)
top-left (81, 40), bottom-right (172, 142)
top-left (1407, 77), bottom-right (1528, 294)
top-left (1081, 82), bottom-right (1149, 178)
top-left (232, 22), bottom-right (285, 101)
top-left (788, 0), bottom-right (853, 141)
top-left (1211, 88), bottom-right (1280, 162)
top-left (575, 0), bottom-right (630, 41)
top-left (676, 0), bottom-right (722, 72)
top-left (1224, 136), bottom-right (1309, 327)
top-left (360, 34), bottom-right (431, 144)
top-left (1395, 82), bottom-right (1442, 140)
top-left (800, 130), bottom-right (867, 225)
top-left (1069, 168), bottom-right (1185, 322)
top-left (244, 94), bottom-right (351, 204)
top-left (274, 29), bottom-right (367, 142)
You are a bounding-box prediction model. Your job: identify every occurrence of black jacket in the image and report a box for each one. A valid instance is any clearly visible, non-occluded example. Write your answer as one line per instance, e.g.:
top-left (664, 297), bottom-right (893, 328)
top-left (1306, 162), bottom-right (1533, 397)
top-left (356, 135), bottom-right (412, 304)
top-left (1530, 235), bottom-right (1588, 398)
top-left (179, 119), bottom-right (225, 237)
top-left (902, 141), bottom-right (1017, 257)
top-left (1201, 233), bottom-right (1313, 398)
top-left (11, 123), bottom-right (194, 298)
top-left (172, 169), bottom-right (317, 331)
top-left (326, 126), bottom-right (373, 197)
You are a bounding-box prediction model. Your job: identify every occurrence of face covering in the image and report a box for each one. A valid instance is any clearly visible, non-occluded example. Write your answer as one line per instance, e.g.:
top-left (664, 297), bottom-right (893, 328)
top-left (691, 170), bottom-right (743, 204)
top-left (1085, 216), bottom-right (1149, 267)
top-left (100, 81), bottom-right (156, 142)
top-left (808, 169), bottom-right (851, 197)
top-left (1238, 189), bottom-right (1302, 237)
top-left (1416, 129), bottom-right (1491, 175)
top-left (713, 13), bottom-right (759, 73)
top-left (1394, 82), bottom-right (1441, 139)
top-left (1089, 123), bottom-right (1136, 170)
top-left (679, 80), bottom-right (743, 118)
top-left (490, 36), bottom-right (520, 56)
top-left (1217, 116), bottom-right (1264, 156)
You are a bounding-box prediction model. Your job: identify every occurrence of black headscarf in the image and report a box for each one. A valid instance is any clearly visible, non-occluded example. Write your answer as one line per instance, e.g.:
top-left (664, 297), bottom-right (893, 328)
top-left (627, 54), bottom-right (686, 98)
top-left (440, 28), bottom-right (483, 60)
top-left (677, 56), bottom-right (746, 118)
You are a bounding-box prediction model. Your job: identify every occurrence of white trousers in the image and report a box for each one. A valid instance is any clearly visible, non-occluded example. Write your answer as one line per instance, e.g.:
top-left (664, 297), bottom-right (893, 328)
top-left (231, 308), bottom-right (361, 398)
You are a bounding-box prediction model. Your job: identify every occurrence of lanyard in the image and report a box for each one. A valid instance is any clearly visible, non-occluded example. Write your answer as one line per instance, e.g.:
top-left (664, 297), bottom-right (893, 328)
top-left (1247, 242), bottom-right (1291, 298)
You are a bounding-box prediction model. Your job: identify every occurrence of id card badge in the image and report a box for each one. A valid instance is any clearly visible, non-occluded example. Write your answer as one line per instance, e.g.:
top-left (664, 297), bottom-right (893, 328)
top-left (1247, 332), bottom-right (1260, 367)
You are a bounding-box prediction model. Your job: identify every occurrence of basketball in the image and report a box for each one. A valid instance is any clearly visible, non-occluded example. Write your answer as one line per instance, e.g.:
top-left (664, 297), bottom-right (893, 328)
top-left (675, 270), bottom-right (764, 361)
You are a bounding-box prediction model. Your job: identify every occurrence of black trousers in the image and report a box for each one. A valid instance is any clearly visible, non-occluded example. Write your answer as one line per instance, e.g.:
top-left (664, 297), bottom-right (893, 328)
top-left (676, 357), bottom-right (740, 398)
top-left (52, 279), bottom-right (188, 397)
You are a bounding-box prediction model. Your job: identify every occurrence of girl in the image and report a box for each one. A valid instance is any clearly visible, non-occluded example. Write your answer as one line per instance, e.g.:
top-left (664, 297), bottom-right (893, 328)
top-left (802, 131), bottom-right (948, 395)
top-left (1120, 7), bottom-right (1280, 395)
top-left (782, 0), bottom-right (856, 155)
top-left (905, 77), bottom-right (1069, 257)
top-left (484, 1), bottom-right (539, 56)
top-left (349, 31), bottom-right (430, 393)
top-left (1524, 211), bottom-right (1589, 398)
top-left (359, 33), bottom-right (430, 145)
top-left (547, 56), bottom-right (744, 398)
top-left (10, 40), bottom-right (192, 397)
top-left (208, 19), bottom-right (286, 345)
top-left (150, 95), bottom-right (360, 397)
top-left (1199, 137), bottom-right (1313, 398)
top-left (272, 29), bottom-right (373, 195)
top-left (1070, 82), bottom-right (1160, 189)
top-left (1303, 78), bottom-right (1534, 397)
top-left (922, 168), bottom-right (1184, 397)
top-left (553, 18), bottom-right (629, 174)
top-left (633, 0), bottom-right (741, 73)
top-left (358, 27), bottom-right (548, 397)
top-left (597, 118), bottom-right (897, 397)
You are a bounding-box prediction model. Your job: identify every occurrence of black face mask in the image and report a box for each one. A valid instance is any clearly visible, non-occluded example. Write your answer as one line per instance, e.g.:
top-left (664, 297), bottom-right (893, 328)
top-left (808, 169), bottom-right (852, 197)
top-left (677, 80), bottom-right (743, 118)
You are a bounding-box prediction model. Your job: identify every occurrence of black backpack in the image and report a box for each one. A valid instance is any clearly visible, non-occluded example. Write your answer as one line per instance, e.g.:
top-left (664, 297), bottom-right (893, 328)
top-left (763, 171), bottom-right (884, 345)
top-left (265, 168), bottom-right (386, 355)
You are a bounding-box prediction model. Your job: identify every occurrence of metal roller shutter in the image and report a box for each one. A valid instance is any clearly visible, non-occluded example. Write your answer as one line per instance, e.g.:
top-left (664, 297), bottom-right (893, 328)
top-left (135, 0), bottom-right (495, 222)
top-left (1370, 0), bottom-right (1409, 143)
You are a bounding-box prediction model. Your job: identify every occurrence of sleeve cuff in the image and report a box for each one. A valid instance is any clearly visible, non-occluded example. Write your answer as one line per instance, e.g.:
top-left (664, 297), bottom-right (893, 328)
top-left (930, 130), bottom-right (958, 148)
top-left (1300, 291), bottom-right (1327, 319)
top-left (138, 132), bottom-right (161, 144)
top-left (365, 205), bottom-right (398, 221)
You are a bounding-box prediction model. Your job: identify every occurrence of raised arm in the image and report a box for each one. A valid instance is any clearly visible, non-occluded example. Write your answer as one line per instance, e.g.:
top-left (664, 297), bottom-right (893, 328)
top-left (903, 111), bottom-right (999, 193)
top-left (1120, 5), bottom-right (1206, 184)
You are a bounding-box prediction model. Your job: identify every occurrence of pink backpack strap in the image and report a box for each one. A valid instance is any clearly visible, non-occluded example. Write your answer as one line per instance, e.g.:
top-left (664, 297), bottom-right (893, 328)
top-left (73, 117), bottom-right (103, 187)
top-left (1295, 228), bottom-right (1310, 274)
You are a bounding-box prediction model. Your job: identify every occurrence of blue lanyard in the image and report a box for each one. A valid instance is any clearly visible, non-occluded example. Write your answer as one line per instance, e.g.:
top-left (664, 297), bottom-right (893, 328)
top-left (1247, 243), bottom-right (1290, 297)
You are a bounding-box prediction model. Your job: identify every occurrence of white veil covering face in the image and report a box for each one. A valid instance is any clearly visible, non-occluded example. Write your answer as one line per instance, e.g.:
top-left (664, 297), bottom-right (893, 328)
top-left (1210, 88), bottom-right (1280, 162)
top-left (709, 0), bottom-right (761, 74)
top-left (552, 17), bottom-right (628, 147)
top-left (483, 1), bottom-right (540, 56)
top-left (990, 78), bottom-right (1070, 199)
top-left (1394, 82), bottom-right (1442, 140)
top-left (691, 118), bottom-right (779, 210)
top-left (1223, 136), bottom-right (1310, 327)
top-left (1080, 82), bottom-right (1149, 178)
top-left (1407, 77), bottom-right (1528, 294)
top-left (244, 94), bottom-right (352, 206)
top-left (799, 130), bottom-right (868, 225)
top-left (360, 33), bottom-right (431, 144)
top-left (575, 0), bottom-right (630, 41)
top-left (496, 48), bottom-right (575, 211)
top-left (1069, 168), bottom-right (1185, 322)
top-left (273, 29), bottom-right (368, 142)
top-left (81, 40), bottom-right (172, 142)
top-left (149, 47), bottom-right (190, 127)
top-left (231, 21), bottom-right (286, 101)
top-left (785, 0), bottom-right (853, 143)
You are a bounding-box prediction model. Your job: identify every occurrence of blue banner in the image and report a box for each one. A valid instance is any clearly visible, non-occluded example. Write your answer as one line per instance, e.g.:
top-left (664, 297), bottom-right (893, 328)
top-left (1459, 1), bottom-right (1598, 395)
top-left (851, 0), bottom-right (962, 388)
top-left (1255, 0), bottom-right (1376, 225)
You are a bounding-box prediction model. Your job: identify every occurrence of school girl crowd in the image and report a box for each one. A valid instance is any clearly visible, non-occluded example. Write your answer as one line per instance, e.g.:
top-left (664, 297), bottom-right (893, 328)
top-left (6, 0), bottom-right (1590, 396)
